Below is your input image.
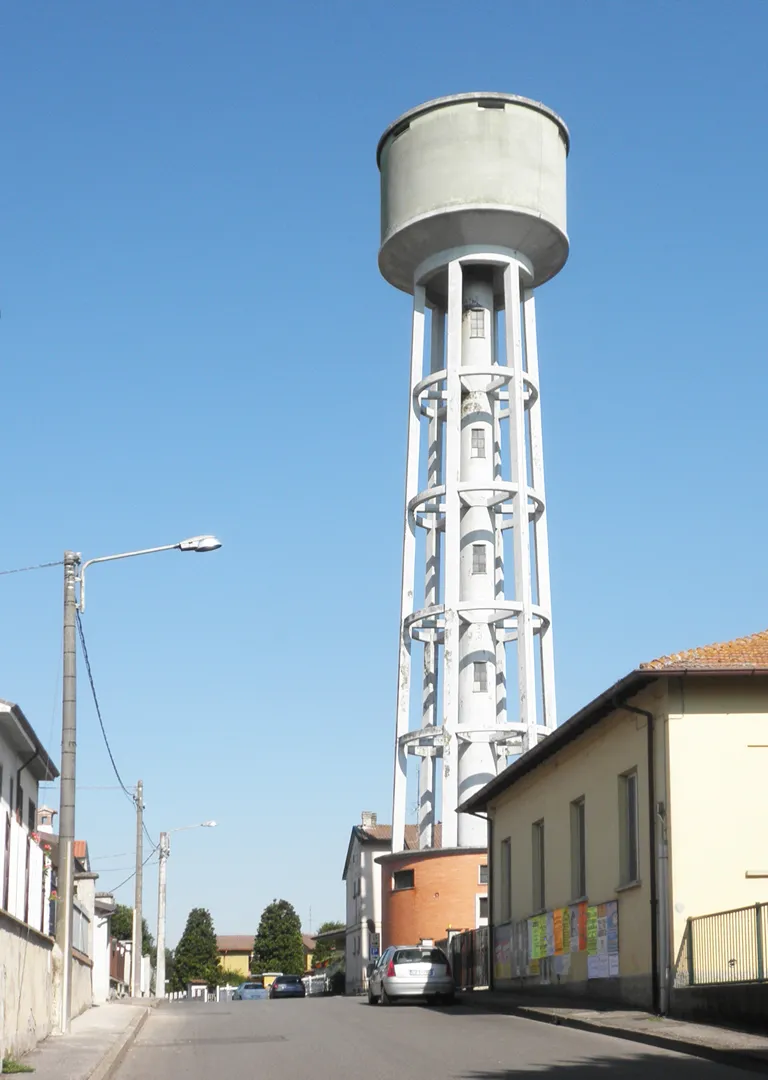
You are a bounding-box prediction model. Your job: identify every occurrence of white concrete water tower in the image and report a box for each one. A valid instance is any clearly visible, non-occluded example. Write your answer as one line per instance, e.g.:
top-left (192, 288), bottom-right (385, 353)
top-left (379, 93), bottom-right (569, 851)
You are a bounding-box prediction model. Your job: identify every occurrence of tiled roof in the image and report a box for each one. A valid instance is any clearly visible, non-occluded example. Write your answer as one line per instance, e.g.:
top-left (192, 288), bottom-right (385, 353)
top-left (73, 841), bottom-right (87, 859)
top-left (641, 628), bottom-right (768, 671)
top-left (359, 823), bottom-right (443, 849)
top-left (302, 934), bottom-right (316, 951)
top-left (216, 935), bottom-right (253, 953)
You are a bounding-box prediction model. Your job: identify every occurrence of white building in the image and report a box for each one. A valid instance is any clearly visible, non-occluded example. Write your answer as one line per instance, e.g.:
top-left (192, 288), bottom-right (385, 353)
top-left (342, 811), bottom-right (443, 993)
top-left (0, 698), bottom-right (59, 1060)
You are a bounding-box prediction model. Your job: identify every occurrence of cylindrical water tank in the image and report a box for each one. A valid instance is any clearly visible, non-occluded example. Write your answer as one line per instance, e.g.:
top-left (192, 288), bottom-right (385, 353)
top-left (377, 92), bottom-right (569, 293)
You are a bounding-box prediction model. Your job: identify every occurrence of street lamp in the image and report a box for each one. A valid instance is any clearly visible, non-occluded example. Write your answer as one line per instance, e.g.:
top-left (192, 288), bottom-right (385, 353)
top-left (57, 537), bottom-right (221, 1032)
top-left (156, 822), bottom-right (217, 999)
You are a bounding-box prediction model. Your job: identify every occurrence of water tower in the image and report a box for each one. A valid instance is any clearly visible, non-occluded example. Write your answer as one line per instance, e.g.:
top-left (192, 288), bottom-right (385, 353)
top-left (379, 93), bottom-right (569, 854)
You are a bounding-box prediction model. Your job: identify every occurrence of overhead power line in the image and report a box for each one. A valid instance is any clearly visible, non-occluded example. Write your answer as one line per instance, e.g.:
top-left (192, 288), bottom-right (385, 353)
top-left (0, 559), bottom-right (64, 576)
top-left (76, 611), bottom-right (134, 805)
top-left (108, 849), bottom-right (157, 893)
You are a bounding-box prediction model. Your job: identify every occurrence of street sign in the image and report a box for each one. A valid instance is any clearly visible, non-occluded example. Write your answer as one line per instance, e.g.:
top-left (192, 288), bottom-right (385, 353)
top-left (370, 932), bottom-right (380, 958)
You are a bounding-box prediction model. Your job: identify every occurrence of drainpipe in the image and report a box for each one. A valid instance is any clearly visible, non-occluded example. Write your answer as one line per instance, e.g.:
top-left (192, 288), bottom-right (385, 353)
top-left (16, 748), bottom-right (41, 824)
top-left (615, 697), bottom-right (663, 1014)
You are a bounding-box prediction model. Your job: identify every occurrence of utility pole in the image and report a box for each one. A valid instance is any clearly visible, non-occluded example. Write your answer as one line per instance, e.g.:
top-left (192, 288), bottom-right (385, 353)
top-left (132, 780), bottom-right (143, 997)
top-left (156, 832), bottom-right (169, 1000)
top-left (56, 550), bottom-right (80, 1034)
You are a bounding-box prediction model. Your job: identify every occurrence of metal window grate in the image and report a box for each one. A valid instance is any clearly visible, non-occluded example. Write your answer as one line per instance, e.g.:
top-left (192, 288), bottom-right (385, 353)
top-left (472, 544), bottom-right (487, 574)
top-left (469, 308), bottom-right (485, 338)
top-left (471, 428), bottom-right (486, 458)
top-left (473, 662), bottom-right (488, 693)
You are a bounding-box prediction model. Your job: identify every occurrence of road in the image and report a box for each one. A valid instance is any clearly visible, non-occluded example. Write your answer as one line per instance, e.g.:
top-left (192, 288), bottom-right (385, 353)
top-left (116, 996), bottom-right (755, 1080)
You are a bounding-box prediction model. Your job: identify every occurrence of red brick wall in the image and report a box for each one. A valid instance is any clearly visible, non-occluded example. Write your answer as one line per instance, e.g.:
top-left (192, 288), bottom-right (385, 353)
top-left (380, 851), bottom-right (487, 949)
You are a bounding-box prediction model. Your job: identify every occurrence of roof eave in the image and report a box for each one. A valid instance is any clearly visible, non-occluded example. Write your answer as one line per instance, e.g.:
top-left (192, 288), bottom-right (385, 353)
top-left (459, 669), bottom-right (656, 814)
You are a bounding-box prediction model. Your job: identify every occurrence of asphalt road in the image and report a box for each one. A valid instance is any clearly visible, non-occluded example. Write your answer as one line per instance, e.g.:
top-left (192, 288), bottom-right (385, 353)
top-left (116, 996), bottom-right (757, 1080)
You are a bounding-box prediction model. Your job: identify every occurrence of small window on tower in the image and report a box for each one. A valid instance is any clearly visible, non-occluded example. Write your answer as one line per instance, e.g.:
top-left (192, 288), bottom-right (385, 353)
top-left (469, 308), bottom-right (485, 338)
top-left (473, 662), bottom-right (488, 693)
top-left (472, 544), bottom-right (487, 575)
top-left (471, 428), bottom-right (486, 458)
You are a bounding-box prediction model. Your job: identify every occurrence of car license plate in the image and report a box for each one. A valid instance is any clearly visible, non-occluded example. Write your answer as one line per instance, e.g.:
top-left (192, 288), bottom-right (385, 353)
top-left (409, 968), bottom-right (423, 975)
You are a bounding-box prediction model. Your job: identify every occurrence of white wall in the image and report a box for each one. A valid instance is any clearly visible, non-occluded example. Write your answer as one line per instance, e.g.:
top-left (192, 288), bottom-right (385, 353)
top-left (92, 914), bottom-right (111, 1003)
top-left (344, 837), bottom-right (387, 994)
top-left (0, 913), bottom-right (55, 1060)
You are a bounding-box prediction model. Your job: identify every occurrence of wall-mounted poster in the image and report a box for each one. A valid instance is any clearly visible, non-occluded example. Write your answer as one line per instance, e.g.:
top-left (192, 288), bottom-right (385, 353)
top-left (553, 908), bottom-right (564, 954)
top-left (587, 906), bottom-right (598, 955)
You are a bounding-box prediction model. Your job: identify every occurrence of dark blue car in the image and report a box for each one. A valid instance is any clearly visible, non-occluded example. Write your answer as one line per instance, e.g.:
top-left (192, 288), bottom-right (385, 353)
top-left (269, 975), bottom-right (306, 999)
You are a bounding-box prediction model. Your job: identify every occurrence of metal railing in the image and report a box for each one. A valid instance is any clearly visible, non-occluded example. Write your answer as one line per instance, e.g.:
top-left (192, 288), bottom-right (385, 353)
top-left (449, 927), bottom-right (489, 990)
top-left (72, 900), bottom-right (91, 956)
top-left (675, 902), bottom-right (768, 988)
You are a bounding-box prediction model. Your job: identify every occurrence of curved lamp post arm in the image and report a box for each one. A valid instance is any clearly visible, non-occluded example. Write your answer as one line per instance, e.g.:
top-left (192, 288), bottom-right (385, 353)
top-left (78, 536), bottom-right (221, 612)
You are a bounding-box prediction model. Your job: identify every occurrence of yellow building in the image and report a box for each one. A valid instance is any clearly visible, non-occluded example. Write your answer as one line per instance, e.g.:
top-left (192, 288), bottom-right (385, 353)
top-left (461, 628), bottom-right (768, 1016)
top-left (216, 936), bottom-right (253, 979)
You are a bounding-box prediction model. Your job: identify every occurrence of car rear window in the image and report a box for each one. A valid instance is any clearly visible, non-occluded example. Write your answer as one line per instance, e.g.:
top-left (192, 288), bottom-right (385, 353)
top-left (394, 948), bottom-right (447, 964)
top-left (277, 975), bottom-right (301, 984)
top-left (242, 983), bottom-right (262, 990)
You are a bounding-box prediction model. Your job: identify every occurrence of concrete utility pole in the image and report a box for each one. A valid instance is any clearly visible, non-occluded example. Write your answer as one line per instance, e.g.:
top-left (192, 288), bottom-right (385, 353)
top-left (132, 780), bottom-right (144, 997)
top-left (155, 832), bottom-right (169, 1000)
top-left (56, 550), bottom-right (80, 1033)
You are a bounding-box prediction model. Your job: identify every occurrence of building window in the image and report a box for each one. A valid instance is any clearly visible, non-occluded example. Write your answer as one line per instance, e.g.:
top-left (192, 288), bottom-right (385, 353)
top-left (479, 864), bottom-right (489, 885)
top-left (473, 662), bottom-right (488, 693)
top-left (472, 544), bottom-right (487, 575)
top-left (619, 770), bottom-right (640, 885)
top-left (15, 784), bottom-right (22, 823)
top-left (469, 308), bottom-right (485, 338)
top-left (28, 799), bottom-right (36, 833)
top-left (500, 837), bottom-right (512, 923)
top-left (477, 894), bottom-right (489, 927)
top-left (570, 798), bottom-right (586, 900)
top-left (532, 820), bottom-right (545, 912)
top-left (393, 869), bottom-right (414, 891)
top-left (471, 428), bottom-right (486, 458)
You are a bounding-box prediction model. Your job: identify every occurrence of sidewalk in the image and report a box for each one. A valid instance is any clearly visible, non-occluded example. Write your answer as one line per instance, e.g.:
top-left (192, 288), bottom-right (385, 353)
top-left (18, 1001), bottom-right (152, 1080)
top-left (457, 990), bottom-right (768, 1073)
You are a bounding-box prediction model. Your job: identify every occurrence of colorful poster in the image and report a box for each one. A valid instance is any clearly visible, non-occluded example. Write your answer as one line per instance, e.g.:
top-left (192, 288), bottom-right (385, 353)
top-left (578, 902), bottom-right (588, 951)
top-left (528, 958), bottom-right (540, 976)
top-left (554, 953), bottom-right (571, 978)
top-left (609, 954), bottom-right (620, 977)
top-left (597, 902), bottom-right (608, 956)
top-left (545, 910), bottom-right (555, 957)
top-left (587, 906), bottom-right (598, 955)
top-left (554, 908), bottom-right (564, 955)
top-left (606, 901), bottom-right (619, 955)
top-left (588, 954), bottom-right (611, 979)
top-left (568, 906), bottom-right (579, 952)
top-left (530, 916), bottom-right (546, 961)
top-left (528, 919), bottom-right (536, 963)
top-left (494, 925), bottom-right (513, 980)
top-left (562, 908), bottom-right (571, 953)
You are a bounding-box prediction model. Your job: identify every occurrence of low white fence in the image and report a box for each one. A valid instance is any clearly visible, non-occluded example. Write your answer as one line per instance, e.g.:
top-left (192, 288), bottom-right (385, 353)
top-left (0, 817), bottom-right (51, 934)
top-left (303, 974), bottom-right (329, 996)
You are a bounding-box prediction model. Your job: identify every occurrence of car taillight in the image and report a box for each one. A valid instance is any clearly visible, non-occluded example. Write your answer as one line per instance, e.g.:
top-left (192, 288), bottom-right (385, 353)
top-left (386, 959), bottom-right (395, 977)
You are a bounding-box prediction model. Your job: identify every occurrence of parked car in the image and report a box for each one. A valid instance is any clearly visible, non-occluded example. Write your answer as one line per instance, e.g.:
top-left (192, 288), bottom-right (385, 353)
top-left (233, 980), bottom-right (268, 1001)
top-left (269, 975), bottom-right (306, 999)
top-left (367, 945), bottom-right (454, 1005)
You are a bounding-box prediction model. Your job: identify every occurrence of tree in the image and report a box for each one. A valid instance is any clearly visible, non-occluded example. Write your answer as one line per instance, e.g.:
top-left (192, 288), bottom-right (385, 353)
top-left (311, 920), bottom-right (345, 968)
top-left (252, 899), bottom-right (303, 975)
top-left (111, 904), bottom-right (154, 955)
top-left (172, 908), bottom-right (220, 990)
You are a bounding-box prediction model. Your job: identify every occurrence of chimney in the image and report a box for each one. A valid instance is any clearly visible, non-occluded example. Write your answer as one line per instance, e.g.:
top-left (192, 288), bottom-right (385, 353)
top-left (361, 811), bottom-right (377, 828)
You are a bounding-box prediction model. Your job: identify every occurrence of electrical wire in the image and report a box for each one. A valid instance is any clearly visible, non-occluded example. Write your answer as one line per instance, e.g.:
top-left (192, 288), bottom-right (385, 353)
top-left (108, 849), bottom-right (158, 893)
top-left (76, 611), bottom-right (134, 805)
top-left (76, 610), bottom-right (160, 854)
top-left (0, 559), bottom-right (64, 576)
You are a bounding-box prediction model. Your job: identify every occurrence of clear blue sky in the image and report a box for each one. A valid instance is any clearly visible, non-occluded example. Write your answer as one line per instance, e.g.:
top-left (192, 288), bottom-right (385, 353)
top-left (2, 1), bottom-right (767, 946)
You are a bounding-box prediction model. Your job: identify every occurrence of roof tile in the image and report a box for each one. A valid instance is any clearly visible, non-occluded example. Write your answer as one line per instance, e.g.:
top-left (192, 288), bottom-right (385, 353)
top-left (641, 628), bottom-right (768, 671)
top-left (216, 935), bottom-right (253, 952)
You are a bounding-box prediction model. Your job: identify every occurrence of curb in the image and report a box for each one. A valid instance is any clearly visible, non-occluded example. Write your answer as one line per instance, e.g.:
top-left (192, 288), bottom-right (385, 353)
top-left (457, 994), bottom-right (768, 1075)
top-left (85, 1007), bottom-right (151, 1080)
